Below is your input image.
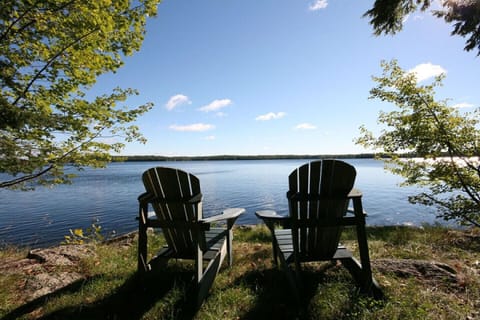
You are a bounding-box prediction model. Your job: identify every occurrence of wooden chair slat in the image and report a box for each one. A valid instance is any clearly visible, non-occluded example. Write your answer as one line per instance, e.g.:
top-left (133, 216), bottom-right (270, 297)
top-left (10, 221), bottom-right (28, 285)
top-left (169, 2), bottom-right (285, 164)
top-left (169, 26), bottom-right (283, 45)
top-left (256, 160), bottom-right (383, 301)
top-left (138, 167), bottom-right (245, 309)
top-left (297, 163), bottom-right (309, 255)
top-left (308, 161), bottom-right (321, 255)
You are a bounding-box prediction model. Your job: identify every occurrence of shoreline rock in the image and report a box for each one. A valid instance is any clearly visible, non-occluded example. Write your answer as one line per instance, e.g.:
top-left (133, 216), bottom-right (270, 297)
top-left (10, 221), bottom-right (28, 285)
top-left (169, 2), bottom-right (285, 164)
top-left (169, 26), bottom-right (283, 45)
top-left (0, 233), bottom-right (138, 304)
top-left (0, 244), bottom-right (95, 303)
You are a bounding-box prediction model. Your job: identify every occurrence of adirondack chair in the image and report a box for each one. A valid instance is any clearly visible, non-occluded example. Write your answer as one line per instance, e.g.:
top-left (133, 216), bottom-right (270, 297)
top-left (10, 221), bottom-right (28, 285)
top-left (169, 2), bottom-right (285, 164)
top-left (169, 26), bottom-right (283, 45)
top-left (256, 160), bottom-right (382, 300)
top-left (137, 167), bottom-right (245, 308)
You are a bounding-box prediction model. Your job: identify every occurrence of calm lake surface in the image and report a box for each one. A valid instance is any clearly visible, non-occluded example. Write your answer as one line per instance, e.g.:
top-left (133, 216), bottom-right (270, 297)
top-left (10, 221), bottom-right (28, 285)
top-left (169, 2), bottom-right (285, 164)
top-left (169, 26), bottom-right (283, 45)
top-left (0, 159), bottom-right (442, 248)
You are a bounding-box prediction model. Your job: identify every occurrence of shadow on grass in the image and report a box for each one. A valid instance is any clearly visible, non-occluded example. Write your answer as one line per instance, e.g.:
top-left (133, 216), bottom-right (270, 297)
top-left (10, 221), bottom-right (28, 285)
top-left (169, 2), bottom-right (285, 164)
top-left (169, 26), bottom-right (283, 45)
top-left (1, 268), bottom-right (201, 320)
top-left (234, 262), bottom-right (381, 320)
top-left (1, 275), bottom-right (102, 320)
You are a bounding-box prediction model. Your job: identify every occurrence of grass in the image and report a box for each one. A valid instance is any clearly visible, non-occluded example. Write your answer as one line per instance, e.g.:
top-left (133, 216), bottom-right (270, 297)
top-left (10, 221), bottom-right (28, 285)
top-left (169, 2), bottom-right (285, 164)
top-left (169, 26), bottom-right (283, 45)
top-left (0, 225), bottom-right (479, 319)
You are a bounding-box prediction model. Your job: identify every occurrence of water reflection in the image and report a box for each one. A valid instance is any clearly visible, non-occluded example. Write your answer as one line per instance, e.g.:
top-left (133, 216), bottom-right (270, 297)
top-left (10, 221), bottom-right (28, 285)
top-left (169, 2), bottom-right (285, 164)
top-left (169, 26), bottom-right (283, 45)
top-left (0, 159), bottom-right (439, 248)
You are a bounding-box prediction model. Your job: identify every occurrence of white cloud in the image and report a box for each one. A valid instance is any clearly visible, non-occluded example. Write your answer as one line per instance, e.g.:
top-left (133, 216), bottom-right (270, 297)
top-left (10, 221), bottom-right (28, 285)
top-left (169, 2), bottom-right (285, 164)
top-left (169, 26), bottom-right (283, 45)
top-left (199, 99), bottom-right (232, 112)
top-left (408, 63), bottom-right (446, 82)
top-left (255, 112), bottom-right (286, 121)
top-left (294, 123), bottom-right (317, 130)
top-left (204, 135), bottom-right (216, 140)
top-left (165, 94), bottom-right (191, 110)
top-left (309, 0), bottom-right (328, 11)
top-left (451, 102), bottom-right (474, 109)
top-left (169, 123), bottom-right (215, 132)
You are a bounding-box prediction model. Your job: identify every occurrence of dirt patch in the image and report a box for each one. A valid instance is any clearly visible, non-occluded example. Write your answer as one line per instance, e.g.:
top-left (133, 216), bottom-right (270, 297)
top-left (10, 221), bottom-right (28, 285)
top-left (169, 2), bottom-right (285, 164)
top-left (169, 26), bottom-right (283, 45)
top-left (373, 258), bottom-right (462, 289)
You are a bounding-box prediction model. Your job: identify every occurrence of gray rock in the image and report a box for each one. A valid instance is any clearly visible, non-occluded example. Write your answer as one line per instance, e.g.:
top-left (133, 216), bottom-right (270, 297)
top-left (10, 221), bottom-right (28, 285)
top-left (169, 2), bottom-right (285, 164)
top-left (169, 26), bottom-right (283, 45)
top-left (0, 244), bottom-right (95, 303)
top-left (28, 244), bottom-right (95, 266)
top-left (24, 272), bottom-right (84, 300)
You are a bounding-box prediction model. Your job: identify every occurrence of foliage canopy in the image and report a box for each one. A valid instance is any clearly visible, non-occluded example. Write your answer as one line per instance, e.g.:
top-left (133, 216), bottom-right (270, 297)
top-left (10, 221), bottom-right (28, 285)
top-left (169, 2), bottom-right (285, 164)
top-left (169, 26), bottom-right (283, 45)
top-left (0, 0), bottom-right (160, 189)
top-left (357, 60), bottom-right (480, 227)
top-left (365, 0), bottom-right (480, 55)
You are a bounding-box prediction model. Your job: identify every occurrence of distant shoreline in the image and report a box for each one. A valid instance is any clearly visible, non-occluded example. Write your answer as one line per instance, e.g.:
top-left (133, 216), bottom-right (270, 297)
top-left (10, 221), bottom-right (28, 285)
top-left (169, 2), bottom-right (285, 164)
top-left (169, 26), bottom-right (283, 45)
top-left (111, 153), bottom-right (386, 162)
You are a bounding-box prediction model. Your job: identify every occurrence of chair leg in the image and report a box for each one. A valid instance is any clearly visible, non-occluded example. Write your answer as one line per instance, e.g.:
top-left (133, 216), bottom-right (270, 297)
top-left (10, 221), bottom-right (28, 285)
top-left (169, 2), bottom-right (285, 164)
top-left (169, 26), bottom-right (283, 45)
top-left (271, 236), bottom-right (279, 266)
top-left (227, 226), bottom-right (233, 267)
top-left (340, 257), bottom-right (364, 286)
top-left (356, 224), bottom-right (374, 292)
top-left (341, 256), bottom-right (383, 299)
top-left (274, 243), bottom-right (300, 304)
top-left (339, 252), bottom-right (383, 298)
top-left (138, 205), bottom-right (148, 273)
top-left (351, 197), bottom-right (379, 296)
top-left (196, 239), bottom-right (227, 309)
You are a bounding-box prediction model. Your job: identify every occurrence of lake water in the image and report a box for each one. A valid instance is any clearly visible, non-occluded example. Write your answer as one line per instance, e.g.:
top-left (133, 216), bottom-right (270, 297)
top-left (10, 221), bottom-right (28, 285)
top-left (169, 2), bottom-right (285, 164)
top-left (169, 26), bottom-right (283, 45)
top-left (0, 159), bottom-right (442, 248)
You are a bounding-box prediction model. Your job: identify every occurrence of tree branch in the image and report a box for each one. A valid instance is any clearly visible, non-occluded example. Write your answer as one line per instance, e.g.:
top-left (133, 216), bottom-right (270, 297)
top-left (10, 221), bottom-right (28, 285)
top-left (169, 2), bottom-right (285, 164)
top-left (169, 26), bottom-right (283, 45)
top-left (422, 193), bottom-right (480, 228)
top-left (12, 28), bottom-right (99, 108)
top-left (0, 164), bottom-right (55, 188)
top-left (418, 93), bottom-right (480, 206)
top-left (1, 1), bottom-right (78, 42)
top-left (0, 126), bottom-right (106, 189)
top-left (0, 0), bottom-right (41, 42)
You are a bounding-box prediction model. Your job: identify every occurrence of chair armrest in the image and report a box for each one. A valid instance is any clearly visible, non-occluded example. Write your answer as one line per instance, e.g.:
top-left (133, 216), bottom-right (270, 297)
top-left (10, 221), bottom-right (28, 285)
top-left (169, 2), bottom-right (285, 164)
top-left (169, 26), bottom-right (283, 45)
top-left (347, 188), bottom-right (362, 198)
top-left (347, 188), bottom-right (368, 217)
top-left (201, 208), bottom-right (245, 224)
top-left (347, 207), bottom-right (367, 216)
top-left (138, 192), bottom-right (154, 203)
top-left (255, 210), bottom-right (290, 229)
top-left (255, 210), bottom-right (285, 219)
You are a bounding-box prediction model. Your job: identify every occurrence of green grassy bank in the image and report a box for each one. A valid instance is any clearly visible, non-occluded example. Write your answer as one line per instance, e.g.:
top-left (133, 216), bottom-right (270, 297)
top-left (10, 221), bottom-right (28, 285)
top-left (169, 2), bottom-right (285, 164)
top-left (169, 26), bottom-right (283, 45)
top-left (1, 225), bottom-right (479, 319)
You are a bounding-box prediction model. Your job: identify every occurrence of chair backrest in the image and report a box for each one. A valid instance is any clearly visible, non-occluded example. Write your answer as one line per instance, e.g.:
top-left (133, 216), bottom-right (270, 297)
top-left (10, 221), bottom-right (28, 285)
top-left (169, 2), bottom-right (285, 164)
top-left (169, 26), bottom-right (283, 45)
top-left (288, 160), bottom-right (356, 260)
top-left (142, 167), bottom-right (202, 257)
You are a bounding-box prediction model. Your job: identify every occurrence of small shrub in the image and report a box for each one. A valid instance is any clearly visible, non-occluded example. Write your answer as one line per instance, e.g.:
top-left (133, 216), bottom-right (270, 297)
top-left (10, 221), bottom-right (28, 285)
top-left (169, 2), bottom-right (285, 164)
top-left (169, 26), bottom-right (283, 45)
top-left (62, 223), bottom-right (104, 245)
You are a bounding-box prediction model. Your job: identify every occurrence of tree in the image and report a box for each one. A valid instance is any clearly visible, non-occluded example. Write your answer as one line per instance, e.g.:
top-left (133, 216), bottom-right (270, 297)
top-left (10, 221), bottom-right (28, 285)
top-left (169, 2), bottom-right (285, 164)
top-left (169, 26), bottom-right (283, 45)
top-left (365, 0), bottom-right (480, 55)
top-left (1, 0), bottom-right (160, 189)
top-left (356, 60), bottom-right (480, 227)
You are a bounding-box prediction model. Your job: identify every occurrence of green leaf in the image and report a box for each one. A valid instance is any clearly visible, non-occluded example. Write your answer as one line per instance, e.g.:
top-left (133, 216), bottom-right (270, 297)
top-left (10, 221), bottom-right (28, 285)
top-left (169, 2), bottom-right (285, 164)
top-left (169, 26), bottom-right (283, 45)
top-left (0, 0), bottom-right (160, 190)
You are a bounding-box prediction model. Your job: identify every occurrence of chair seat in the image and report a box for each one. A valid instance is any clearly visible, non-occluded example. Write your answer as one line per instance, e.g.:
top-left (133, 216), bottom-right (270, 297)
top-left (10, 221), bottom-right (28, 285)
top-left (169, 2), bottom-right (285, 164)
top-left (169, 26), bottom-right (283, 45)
top-left (151, 228), bottom-right (229, 263)
top-left (274, 229), bottom-right (353, 264)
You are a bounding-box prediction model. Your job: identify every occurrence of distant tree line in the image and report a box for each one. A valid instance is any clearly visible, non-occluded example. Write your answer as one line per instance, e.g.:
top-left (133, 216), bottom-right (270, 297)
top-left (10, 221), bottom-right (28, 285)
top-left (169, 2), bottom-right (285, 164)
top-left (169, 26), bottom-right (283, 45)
top-left (111, 153), bottom-right (420, 162)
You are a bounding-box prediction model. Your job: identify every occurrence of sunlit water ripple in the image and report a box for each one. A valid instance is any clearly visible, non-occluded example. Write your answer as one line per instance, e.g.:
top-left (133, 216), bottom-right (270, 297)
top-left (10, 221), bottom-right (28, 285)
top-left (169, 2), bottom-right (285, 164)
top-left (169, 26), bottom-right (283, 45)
top-left (0, 159), bottom-right (444, 248)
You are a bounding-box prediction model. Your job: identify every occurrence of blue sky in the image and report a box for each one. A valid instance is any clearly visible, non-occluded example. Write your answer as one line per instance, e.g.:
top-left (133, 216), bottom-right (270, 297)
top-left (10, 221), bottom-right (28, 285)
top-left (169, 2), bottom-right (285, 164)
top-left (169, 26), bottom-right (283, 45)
top-left (93, 0), bottom-right (479, 156)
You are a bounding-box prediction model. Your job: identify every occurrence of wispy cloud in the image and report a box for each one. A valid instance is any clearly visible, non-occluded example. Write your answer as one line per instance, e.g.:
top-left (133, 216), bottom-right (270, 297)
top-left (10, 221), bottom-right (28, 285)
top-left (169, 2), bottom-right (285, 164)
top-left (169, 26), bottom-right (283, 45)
top-left (408, 63), bottom-right (446, 82)
top-left (165, 94), bottom-right (191, 110)
top-left (199, 99), bottom-right (232, 112)
top-left (309, 0), bottom-right (328, 11)
top-left (204, 135), bottom-right (216, 140)
top-left (294, 123), bottom-right (317, 130)
top-left (451, 102), bottom-right (474, 109)
top-left (169, 123), bottom-right (215, 132)
top-left (255, 112), bottom-right (286, 121)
